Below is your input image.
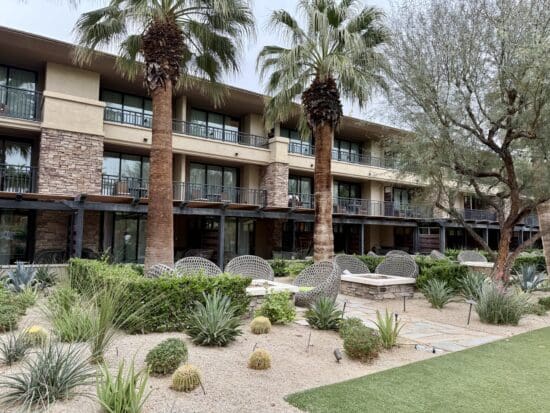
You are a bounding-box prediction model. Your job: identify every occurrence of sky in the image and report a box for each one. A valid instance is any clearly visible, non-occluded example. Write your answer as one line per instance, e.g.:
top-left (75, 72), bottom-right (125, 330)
top-left (0, 0), bottom-right (392, 124)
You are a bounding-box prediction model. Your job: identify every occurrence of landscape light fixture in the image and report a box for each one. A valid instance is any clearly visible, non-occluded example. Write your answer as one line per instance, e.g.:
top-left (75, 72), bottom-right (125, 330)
top-left (466, 299), bottom-right (476, 325)
top-left (333, 348), bottom-right (343, 363)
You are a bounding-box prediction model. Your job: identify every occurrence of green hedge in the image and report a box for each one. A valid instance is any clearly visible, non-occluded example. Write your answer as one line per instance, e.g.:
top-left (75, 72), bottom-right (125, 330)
top-left (268, 259), bottom-right (313, 277)
top-left (416, 263), bottom-right (469, 290)
top-left (69, 259), bottom-right (251, 333)
top-left (512, 254), bottom-right (547, 272)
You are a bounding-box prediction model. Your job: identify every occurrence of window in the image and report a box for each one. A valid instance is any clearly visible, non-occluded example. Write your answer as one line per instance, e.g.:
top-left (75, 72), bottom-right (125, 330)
top-left (334, 181), bottom-right (361, 199)
top-left (0, 65), bottom-right (38, 120)
top-left (334, 139), bottom-right (362, 163)
top-left (224, 217), bottom-right (255, 256)
top-left (0, 139), bottom-right (33, 192)
top-left (288, 175), bottom-right (313, 207)
top-left (282, 127), bottom-right (314, 155)
top-left (188, 109), bottom-right (240, 142)
top-left (112, 213), bottom-right (146, 263)
top-left (464, 195), bottom-right (483, 210)
top-left (101, 90), bottom-right (152, 127)
top-left (188, 162), bottom-right (239, 202)
top-left (102, 152), bottom-right (149, 197)
top-left (0, 210), bottom-right (30, 264)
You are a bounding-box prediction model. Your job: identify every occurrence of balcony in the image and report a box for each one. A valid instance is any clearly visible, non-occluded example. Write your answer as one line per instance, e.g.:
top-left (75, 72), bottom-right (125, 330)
top-left (172, 120), bottom-right (268, 148)
top-left (174, 182), bottom-right (267, 206)
top-left (0, 85), bottom-right (42, 121)
top-left (288, 192), bottom-right (314, 209)
top-left (459, 209), bottom-right (497, 222)
top-left (101, 175), bottom-right (149, 198)
top-left (104, 107), bottom-right (152, 128)
top-left (289, 142), bottom-right (315, 156)
top-left (333, 197), bottom-right (433, 219)
top-left (0, 164), bottom-right (36, 193)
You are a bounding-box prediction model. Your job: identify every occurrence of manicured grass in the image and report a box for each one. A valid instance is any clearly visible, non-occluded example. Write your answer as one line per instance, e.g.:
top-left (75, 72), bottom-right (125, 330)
top-left (287, 327), bottom-right (550, 413)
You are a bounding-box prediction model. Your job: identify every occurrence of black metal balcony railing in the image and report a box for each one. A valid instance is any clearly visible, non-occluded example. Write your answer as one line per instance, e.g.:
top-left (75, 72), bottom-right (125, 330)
top-left (174, 182), bottom-right (267, 206)
top-left (0, 85), bottom-right (42, 121)
top-left (333, 197), bottom-right (433, 219)
top-left (288, 192), bottom-right (315, 209)
top-left (288, 141), bottom-right (315, 156)
top-left (101, 175), bottom-right (149, 198)
top-left (523, 213), bottom-right (539, 227)
top-left (172, 120), bottom-right (268, 148)
top-left (104, 107), bottom-right (152, 128)
top-left (0, 164), bottom-right (36, 193)
top-left (459, 209), bottom-right (497, 222)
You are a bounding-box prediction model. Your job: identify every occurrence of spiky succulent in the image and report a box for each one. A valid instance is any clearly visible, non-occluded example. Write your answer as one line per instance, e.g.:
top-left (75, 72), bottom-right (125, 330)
top-left (248, 349), bottom-right (271, 370)
top-left (171, 365), bottom-right (201, 392)
top-left (250, 316), bottom-right (271, 335)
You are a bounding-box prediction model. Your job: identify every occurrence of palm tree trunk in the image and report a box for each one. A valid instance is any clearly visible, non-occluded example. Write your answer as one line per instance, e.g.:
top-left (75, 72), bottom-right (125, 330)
top-left (313, 122), bottom-right (334, 262)
top-left (537, 201), bottom-right (550, 274)
top-left (144, 80), bottom-right (174, 269)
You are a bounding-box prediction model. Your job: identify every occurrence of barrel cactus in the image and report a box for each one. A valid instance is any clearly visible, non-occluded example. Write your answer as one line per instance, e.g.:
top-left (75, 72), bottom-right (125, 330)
top-left (171, 364), bottom-right (201, 392)
top-left (248, 349), bottom-right (271, 370)
top-left (23, 325), bottom-right (48, 346)
top-left (250, 316), bottom-right (271, 334)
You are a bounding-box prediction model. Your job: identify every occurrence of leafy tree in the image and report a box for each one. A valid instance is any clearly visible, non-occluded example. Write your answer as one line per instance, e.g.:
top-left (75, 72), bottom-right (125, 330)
top-left (257, 0), bottom-right (388, 261)
top-left (74, 0), bottom-right (254, 269)
top-left (386, 0), bottom-right (550, 280)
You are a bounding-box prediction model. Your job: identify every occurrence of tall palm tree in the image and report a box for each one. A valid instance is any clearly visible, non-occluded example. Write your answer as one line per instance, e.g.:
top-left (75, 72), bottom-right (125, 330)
top-left (74, 0), bottom-right (254, 269)
top-left (257, 0), bottom-right (388, 262)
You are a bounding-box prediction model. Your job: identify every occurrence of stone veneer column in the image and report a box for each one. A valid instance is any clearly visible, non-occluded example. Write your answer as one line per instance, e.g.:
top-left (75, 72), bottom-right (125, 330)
top-left (38, 128), bottom-right (103, 195)
top-left (260, 162), bottom-right (289, 208)
top-left (35, 211), bottom-right (71, 254)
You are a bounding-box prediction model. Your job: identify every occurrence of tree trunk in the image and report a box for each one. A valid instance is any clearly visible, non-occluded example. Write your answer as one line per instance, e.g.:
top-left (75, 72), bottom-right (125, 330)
top-left (144, 80), bottom-right (174, 269)
top-left (537, 200), bottom-right (550, 274)
top-left (493, 224), bottom-right (513, 281)
top-left (313, 122), bottom-right (334, 262)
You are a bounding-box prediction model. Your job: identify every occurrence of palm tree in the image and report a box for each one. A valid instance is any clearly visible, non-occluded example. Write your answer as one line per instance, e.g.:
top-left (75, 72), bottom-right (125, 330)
top-left (257, 0), bottom-right (388, 262)
top-left (74, 0), bottom-right (254, 269)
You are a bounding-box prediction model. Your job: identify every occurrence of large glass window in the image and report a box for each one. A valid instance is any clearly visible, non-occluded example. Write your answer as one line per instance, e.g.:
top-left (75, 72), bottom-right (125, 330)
top-left (189, 109), bottom-right (240, 142)
top-left (282, 127), bottom-right (314, 155)
top-left (288, 175), bottom-right (313, 207)
top-left (224, 217), bottom-right (255, 256)
top-left (112, 213), bottom-right (146, 263)
top-left (102, 152), bottom-right (149, 197)
top-left (334, 139), bottom-right (362, 163)
top-left (188, 162), bottom-right (238, 202)
top-left (101, 90), bottom-right (152, 127)
top-left (0, 210), bottom-right (30, 264)
top-left (0, 65), bottom-right (38, 120)
top-left (334, 181), bottom-right (361, 199)
top-left (0, 139), bottom-right (33, 192)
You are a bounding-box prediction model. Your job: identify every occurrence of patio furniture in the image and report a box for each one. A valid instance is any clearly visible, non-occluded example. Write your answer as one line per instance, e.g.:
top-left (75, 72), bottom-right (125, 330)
top-left (457, 250), bottom-right (488, 263)
top-left (146, 263), bottom-right (174, 278)
top-left (225, 255), bottom-right (274, 281)
top-left (175, 257), bottom-right (222, 277)
top-left (430, 250), bottom-right (447, 260)
top-left (184, 249), bottom-right (214, 260)
top-left (293, 261), bottom-right (341, 307)
top-left (335, 254), bottom-right (370, 274)
top-left (375, 255), bottom-right (419, 278)
top-left (386, 250), bottom-right (410, 257)
top-left (367, 251), bottom-right (379, 257)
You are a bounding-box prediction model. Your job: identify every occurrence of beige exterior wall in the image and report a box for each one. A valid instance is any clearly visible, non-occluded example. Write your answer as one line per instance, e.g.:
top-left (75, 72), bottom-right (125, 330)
top-left (243, 113), bottom-right (265, 136)
top-left (241, 165), bottom-right (261, 189)
top-left (174, 96), bottom-right (187, 121)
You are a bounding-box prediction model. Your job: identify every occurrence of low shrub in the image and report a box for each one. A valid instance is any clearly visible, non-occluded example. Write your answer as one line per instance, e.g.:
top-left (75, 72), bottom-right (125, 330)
top-left (287, 260), bottom-right (313, 277)
top-left (250, 316), bottom-right (271, 334)
top-left (171, 365), bottom-right (201, 392)
top-left (358, 255), bottom-right (384, 272)
top-left (338, 317), bottom-right (367, 339)
top-left (97, 359), bottom-right (150, 413)
top-left (526, 303), bottom-right (547, 316)
top-left (45, 290), bottom-right (95, 342)
top-left (270, 259), bottom-right (288, 277)
top-left (0, 331), bottom-right (31, 366)
top-left (416, 262), bottom-right (469, 291)
top-left (0, 289), bottom-right (32, 332)
top-left (374, 310), bottom-right (402, 349)
top-left (305, 297), bottom-right (343, 330)
top-left (421, 279), bottom-right (455, 309)
top-left (459, 272), bottom-right (487, 301)
top-left (538, 296), bottom-right (550, 310)
top-left (185, 291), bottom-right (242, 346)
top-left (248, 349), bottom-right (271, 370)
top-left (0, 342), bottom-right (95, 409)
top-left (512, 253), bottom-right (546, 273)
top-left (255, 291), bottom-right (296, 324)
top-left (343, 327), bottom-right (380, 363)
top-left (69, 259), bottom-right (251, 333)
top-left (145, 338), bottom-right (188, 376)
top-left (35, 266), bottom-right (57, 289)
top-left (475, 283), bottom-right (530, 325)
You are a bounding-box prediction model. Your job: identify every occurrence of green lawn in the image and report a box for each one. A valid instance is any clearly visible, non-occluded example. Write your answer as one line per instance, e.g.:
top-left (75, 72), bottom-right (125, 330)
top-left (286, 327), bottom-right (550, 413)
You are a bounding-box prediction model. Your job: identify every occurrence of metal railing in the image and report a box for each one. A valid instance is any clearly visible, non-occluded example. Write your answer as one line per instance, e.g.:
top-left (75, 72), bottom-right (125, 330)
top-left (288, 192), bottom-right (314, 209)
top-left (333, 197), bottom-right (433, 219)
top-left (288, 141), bottom-right (315, 156)
top-left (523, 213), bottom-right (539, 227)
top-left (101, 175), bottom-right (149, 198)
top-left (0, 85), bottom-right (42, 121)
top-left (0, 164), bottom-right (36, 193)
top-left (332, 149), bottom-right (398, 169)
top-left (459, 209), bottom-right (497, 222)
top-left (104, 107), bottom-right (153, 128)
top-left (173, 120), bottom-right (269, 148)
top-left (174, 182), bottom-right (267, 206)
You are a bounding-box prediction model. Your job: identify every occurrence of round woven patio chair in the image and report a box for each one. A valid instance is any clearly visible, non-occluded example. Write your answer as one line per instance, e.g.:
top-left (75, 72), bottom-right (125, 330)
top-left (224, 255), bottom-right (274, 281)
top-left (367, 251), bottom-right (379, 257)
top-left (293, 261), bottom-right (341, 308)
top-left (375, 255), bottom-right (419, 278)
top-left (146, 263), bottom-right (174, 278)
top-left (175, 257), bottom-right (222, 277)
top-left (335, 254), bottom-right (370, 274)
top-left (429, 250), bottom-right (447, 260)
top-left (457, 250), bottom-right (488, 263)
top-left (386, 250), bottom-right (411, 257)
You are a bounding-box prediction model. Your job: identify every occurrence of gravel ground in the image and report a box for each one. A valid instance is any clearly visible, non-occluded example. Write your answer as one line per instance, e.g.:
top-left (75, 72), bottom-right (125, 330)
top-left (1, 289), bottom-right (549, 413)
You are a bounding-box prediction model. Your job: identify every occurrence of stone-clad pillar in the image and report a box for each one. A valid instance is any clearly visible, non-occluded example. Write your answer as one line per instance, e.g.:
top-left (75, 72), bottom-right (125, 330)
top-left (261, 136), bottom-right (290, 208)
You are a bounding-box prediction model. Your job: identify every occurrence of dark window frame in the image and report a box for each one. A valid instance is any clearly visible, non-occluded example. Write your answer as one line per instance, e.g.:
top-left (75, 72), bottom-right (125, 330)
top-left (101, 89), bottom-right (152, 127)
top-left (102, 151), bottom-right (150, 181)
top-left (334, 180), bottom-right (361, 199)
top-left (111, 212), bottom-right (146, 264)
top-left (189, 107), bottom-right (241, 134)
top-left (0, 64), bottom-right (38, 91)
top-left (188, 161), bottom-right (240, 188)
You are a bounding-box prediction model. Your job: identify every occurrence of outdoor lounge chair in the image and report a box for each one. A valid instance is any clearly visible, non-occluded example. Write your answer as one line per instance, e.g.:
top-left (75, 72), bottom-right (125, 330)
top-left (457, 250), bottom-right (488, 263)
top-left (175, 257), bottom-right (222, 277)
top-left (386, 250), bottom-right (411, 257)
top-left (335, 254), bottom-right (370, 274)
top-left (375, 255), bottom-right (419, 278)
top-left (224, 255), bottom-right (274, 281)
top-left (293, 261), bottom-right (341, 307)
top-left (146, 263), bottom-right (174, 278)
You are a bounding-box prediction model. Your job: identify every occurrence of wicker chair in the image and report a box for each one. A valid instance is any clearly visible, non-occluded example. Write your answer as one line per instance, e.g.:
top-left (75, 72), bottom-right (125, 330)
top-left (367, 251), bottom-right (379, 257)
top-left (184, 249), bottom-right (214, 260)
top-left (386, 250), bottom-right (411, 257)
top-left (294, 261), bottom-right (341, 307)
top-left (375, 255), bottom-right (419, 278)
top-left (224, 255), bottom-right (274, 281)
top-left (429, 250), bottom-right (447, 260)
top-left (335, 255), bottom-right (370, 274)
top-left (457, 250), bottom-right (488, 263)
top-left (146, 263), bottom-right (174, 278)
top-left (175, 257), bottom-right (222, 277)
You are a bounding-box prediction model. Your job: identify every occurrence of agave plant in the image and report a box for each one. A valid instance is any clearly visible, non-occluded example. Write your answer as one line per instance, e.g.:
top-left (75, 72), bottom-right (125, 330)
top-left (185, 291), bottom-right (242, 346)
top-left (421, 279), bottom-right (455, 309)
top-left (459, 272), bottom-right (488, 301)
top-left (374, 310), bottom-right (403, 349)
top-left (512, 264), bottom-right (546, 292)
top-left (305, 297), bottom-right (343, 330)
top-left (3, 262), bottom-right (37, 293)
